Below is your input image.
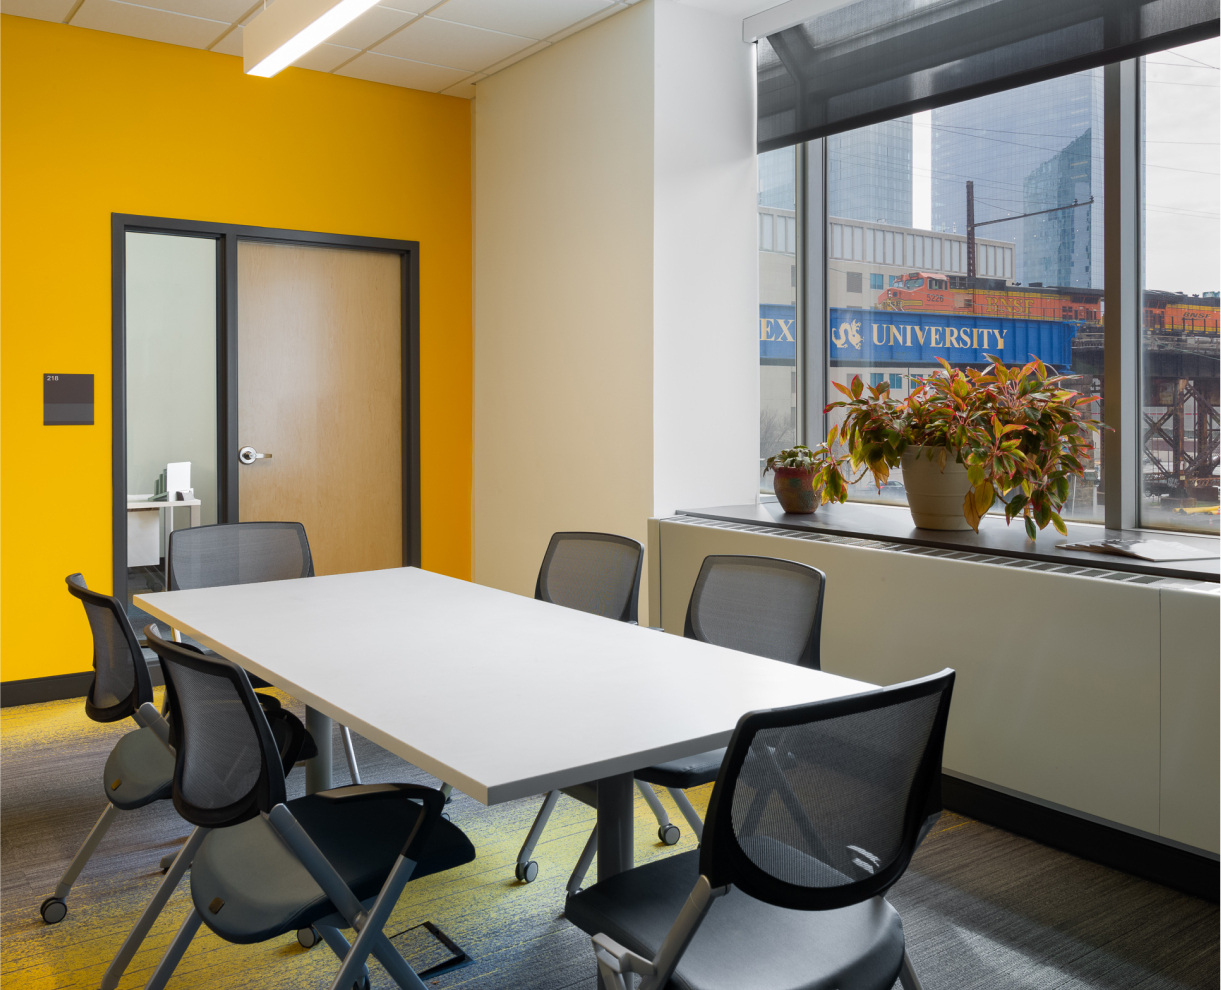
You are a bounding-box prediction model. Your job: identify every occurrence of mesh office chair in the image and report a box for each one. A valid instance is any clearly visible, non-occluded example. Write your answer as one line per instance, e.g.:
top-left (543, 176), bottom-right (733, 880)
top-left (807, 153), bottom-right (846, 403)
top-left (514, 532), bottom-right (678, 884)
top-left (138, 625), bottom-right (477, 990)
top-left (39, 574), bottom-right (176, 925)
top-left (167, 521), bottom-right (364, 785)
top-left (564, 554), bottom-right (827, 894)
top-left (566, 669), bottom-right (955, 990)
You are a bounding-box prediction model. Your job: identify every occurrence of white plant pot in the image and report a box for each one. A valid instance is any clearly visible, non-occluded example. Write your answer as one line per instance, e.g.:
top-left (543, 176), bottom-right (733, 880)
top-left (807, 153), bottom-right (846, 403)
top-left (901, 446), bottom-right (973, 530)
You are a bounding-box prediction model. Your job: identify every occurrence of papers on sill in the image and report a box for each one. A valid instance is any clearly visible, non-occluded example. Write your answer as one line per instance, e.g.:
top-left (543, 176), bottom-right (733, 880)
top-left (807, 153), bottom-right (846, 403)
top-left (1056, 539), bottom-right (1218, 562)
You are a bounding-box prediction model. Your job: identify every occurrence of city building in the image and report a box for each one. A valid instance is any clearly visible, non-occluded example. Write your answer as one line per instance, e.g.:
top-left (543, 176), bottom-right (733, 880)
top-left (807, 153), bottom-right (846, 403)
top-left (931, 70), bottom-right (1104, 290)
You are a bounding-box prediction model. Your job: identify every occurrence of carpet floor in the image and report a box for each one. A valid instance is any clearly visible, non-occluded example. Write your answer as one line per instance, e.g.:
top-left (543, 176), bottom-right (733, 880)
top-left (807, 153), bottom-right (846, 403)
top-left (1, 691), bottom-right (1216, 990)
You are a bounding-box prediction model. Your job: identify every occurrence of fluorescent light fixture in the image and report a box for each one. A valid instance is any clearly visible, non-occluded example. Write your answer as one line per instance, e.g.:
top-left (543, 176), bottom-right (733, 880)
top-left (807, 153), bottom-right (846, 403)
top-left (244, 0), bottom-right (380, 78)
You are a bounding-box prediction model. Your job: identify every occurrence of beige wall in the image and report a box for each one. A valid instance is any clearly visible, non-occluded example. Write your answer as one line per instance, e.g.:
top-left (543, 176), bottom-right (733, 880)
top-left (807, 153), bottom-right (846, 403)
top-left (473, 3), bottom-right (656, 608)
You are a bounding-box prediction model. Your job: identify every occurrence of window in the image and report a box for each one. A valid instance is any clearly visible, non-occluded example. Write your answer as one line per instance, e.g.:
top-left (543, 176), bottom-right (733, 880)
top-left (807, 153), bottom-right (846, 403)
top-left (818, 72), bottom-right (1106, 518)
top-left (764, 46), bottom-right (1218, 536)
top-left (1140, 40), bottom-right (1219, 533)
top-left (759, 146), bottom-right (797, 481)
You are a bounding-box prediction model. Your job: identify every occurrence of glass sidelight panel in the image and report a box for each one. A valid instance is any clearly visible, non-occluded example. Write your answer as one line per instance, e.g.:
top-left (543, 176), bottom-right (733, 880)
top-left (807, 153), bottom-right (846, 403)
top-left (124, 232), bottom-right (218, 615)
top-left (1139, 40), bottom-right (1220, 533)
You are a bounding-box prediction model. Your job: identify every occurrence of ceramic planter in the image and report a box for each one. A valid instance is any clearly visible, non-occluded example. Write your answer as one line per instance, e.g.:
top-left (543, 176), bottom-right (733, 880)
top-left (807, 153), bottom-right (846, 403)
top-left (901, 446), bottom-right (973, 530)
top-left (772, 466), bottom-right (819, 514)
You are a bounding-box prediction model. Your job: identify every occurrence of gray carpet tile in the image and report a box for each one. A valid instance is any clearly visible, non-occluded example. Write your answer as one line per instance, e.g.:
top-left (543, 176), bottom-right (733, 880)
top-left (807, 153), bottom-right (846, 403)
top-left (2, 691), bottom-right (1216, 989)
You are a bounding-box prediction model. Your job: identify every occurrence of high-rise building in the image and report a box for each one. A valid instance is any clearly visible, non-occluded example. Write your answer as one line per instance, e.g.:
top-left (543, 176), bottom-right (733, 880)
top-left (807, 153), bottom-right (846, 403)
top-left (931, 70), bottom-right (1103, 289)
top-left (828, 118), bottom-right (913, 227)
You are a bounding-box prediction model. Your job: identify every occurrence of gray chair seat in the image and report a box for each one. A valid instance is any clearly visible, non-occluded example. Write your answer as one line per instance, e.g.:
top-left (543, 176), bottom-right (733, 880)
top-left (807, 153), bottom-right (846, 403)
top-left (565, 850), bottom-right (905, 990)
top-left (101, 726), bottom-right (174, 811)
top-left (635, 749), bottom-right (725, 790)
top-left (191, 788), bottom-right (476, 944)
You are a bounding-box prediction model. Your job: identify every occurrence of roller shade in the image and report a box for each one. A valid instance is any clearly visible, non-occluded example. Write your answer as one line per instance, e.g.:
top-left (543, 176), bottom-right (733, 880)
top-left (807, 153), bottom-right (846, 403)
top-left (757, 0), bottom-right (1220, 152)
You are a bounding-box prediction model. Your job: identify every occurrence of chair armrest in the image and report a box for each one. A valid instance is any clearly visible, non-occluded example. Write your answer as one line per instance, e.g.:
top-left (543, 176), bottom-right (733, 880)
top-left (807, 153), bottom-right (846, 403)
top-left (592, 932), bottom-right (656, 989)
top-left (136, 702), bottom-right (174, 753)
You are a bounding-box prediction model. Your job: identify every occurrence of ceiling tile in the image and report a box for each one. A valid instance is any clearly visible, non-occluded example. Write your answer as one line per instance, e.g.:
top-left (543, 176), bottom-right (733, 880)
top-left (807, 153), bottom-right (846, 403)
top-left (292, 41), bottom-right (358, 72)
top-left (209, 24), bottom-right (242, 54)
top-left (439, 71), bottom-right (484, 99)
top-left (71, 0), bottom-right (228, 49)
top-left (376, 0), bottom-right (416, 11)
top-left (433, 0), bottom-right (614, 41)
top-left (135, 0), bottom-right (252, 24)
top-left (374, 16), bottom-right (532, 72)
top-left (480, 39), bottom-right (549, 76)
top-left (327, 4), bottom-right (413, 50)
top-left (546, 1), bottom-right (624, 43)
top-left (335, 51), bottom-right (469, 92)
top-left (0, 0), bottom-right (77, 21)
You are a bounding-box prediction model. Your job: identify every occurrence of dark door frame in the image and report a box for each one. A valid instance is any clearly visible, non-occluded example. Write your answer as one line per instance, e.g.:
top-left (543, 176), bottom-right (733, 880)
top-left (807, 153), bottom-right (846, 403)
top-left (111, 213), bottom-right (422, 600)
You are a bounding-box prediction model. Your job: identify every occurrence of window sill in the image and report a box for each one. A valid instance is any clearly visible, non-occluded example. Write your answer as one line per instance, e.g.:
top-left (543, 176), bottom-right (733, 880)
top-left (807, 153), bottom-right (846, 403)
top-left (677, 498), bottom-right (1219, 583)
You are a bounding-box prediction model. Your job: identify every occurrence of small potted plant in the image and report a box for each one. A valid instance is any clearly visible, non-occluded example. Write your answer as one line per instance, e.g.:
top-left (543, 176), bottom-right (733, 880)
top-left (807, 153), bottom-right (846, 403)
top-left (764, 437), bottom-right (852, 514)
top-left (821, 356), bottom-right (1102, 537)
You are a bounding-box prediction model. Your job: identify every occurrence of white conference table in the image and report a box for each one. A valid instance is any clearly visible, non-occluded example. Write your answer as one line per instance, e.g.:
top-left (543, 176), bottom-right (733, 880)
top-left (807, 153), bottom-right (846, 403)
top-left (135, 566), bottom-right (875, 880)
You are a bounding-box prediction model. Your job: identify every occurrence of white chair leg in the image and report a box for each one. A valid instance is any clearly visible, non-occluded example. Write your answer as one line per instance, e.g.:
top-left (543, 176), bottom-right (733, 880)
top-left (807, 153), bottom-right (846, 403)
top-left (339, 725), bottom-right (361, 785)
top-left (315, 926), bottom-right (371, 987)
top-left (99, 826), bottom-right (209, 990)
top-left (566, 827), bottom-right (599, 896)
top-left (143, 907), bottom-right (203, 990)
top-left (636, 781), bottom-right (669, 828)
top-left (514, 790), bottom-right (560, 881)
top-left (898, 950), bottom-right (925, 990)
top-left (52, 800), bottom-right (119, 900)
top-left (666, 787), bottom-right (704, 841)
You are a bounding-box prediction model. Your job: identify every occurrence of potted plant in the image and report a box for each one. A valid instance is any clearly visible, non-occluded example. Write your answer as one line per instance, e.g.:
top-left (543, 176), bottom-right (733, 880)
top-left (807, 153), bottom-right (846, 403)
top-left (763, 439), bottom-right (852, 514)
top-left (821, 357), bottom-right (1102, 537)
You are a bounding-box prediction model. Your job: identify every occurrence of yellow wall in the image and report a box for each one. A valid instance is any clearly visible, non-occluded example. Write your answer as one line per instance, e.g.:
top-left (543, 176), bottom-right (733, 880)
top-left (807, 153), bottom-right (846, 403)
top-left (1, 16), bottom-right (472, 681)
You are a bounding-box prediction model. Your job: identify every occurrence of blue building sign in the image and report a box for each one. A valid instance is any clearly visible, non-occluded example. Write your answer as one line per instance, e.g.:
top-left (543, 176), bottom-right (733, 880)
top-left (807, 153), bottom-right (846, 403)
top-left (760, 305), bottom-right (1077, 369)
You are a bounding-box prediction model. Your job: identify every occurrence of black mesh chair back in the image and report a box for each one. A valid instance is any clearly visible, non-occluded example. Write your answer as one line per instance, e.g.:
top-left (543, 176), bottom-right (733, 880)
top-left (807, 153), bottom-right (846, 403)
top-left (700, 668), bottom-right (955, 911)
top-left (168, 522), bottom-right (313, 591)
top-left (684, 555), bottom-right (825, 668)
top-left (145, 624), bottom-right (286, 828)
top-left (66, 573), bottom-right (154, 723)
top-left (535, 532), bottom-right (644, 623)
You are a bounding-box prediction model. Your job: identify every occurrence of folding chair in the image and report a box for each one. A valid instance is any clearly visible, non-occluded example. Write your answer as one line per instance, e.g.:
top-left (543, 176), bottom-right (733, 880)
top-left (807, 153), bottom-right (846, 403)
top-left (167, 521), bottom-right (364, 785)
top-left (139, 624), bottom-right (477, 990)
top-left (513, 532), bottom-right (681, 885)
top-left (39, 574), bottom-right (176, 925)
top-left (565, 554), bottom-right (826, 894)
top-left (566, 668), bottom-right (955, 990)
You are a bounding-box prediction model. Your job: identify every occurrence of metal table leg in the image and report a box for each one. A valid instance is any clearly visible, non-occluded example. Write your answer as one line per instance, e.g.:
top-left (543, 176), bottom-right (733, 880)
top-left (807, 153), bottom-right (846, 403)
top-left (595, 771), bottom-right (634, 881)
top-left (305, 706), bottom-right (333, 794)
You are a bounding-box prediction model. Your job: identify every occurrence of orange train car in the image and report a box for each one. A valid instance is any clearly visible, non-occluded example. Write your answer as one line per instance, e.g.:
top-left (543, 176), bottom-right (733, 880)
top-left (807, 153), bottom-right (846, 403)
top-left (876, 272), bottom-right (1218, 331)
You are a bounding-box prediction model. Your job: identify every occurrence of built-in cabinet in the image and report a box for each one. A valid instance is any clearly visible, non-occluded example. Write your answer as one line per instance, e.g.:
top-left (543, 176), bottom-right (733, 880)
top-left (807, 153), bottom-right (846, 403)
top-left (649, 515), bottom-right (1220, 855)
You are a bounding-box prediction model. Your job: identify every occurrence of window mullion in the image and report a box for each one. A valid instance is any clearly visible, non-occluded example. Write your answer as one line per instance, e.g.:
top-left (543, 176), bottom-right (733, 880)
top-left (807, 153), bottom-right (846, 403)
top-left (1102, 59), bottom-right (1141, 531)
top-left (802, 138), bottom-right (828, 446)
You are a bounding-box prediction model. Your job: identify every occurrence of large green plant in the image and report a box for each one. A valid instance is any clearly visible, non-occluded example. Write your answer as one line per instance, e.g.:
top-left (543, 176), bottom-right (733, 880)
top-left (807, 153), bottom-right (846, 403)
top-left (821, 357), bottom-right (1103, 537)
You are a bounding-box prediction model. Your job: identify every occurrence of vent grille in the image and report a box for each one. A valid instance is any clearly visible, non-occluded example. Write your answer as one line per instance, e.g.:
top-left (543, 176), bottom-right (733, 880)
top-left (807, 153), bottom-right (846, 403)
top-left (665, 515), bottom-right (1212, 588)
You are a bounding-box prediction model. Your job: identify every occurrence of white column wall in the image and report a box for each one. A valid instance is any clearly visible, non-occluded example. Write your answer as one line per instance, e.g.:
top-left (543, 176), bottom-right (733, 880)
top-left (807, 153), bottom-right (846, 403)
top-left (473, 0), bottom-right (761, 619)
top-left (653, 0), bottom-right (760, 517)
top-left (473, 3), bottom-right (656, 603)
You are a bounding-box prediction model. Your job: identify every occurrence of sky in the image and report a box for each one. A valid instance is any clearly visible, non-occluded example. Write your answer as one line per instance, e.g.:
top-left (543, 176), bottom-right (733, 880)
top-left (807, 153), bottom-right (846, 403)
top-left (1142, 39), bottom-right (1219, 295)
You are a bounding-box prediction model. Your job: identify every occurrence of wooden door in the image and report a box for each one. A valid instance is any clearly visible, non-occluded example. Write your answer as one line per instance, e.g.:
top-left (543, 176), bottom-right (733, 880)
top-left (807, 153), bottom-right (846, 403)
top-left (237, 241), bottom-right (402, 575)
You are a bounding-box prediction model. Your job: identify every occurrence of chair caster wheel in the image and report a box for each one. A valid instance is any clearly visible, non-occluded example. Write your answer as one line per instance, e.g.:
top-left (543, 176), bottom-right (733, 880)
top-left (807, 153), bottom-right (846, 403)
top-left (297, 926), bottom-right (320, 948)
top-left (515, 860), bottom-right (539, 883)
top-left (351, 978), bottom-right (370, 990)
top-left (658, 823), bottom-right (681, 845)
top-left (441, 811), bottom-right (451, 821)
top-left (40, 897), bottom-right (67, 924)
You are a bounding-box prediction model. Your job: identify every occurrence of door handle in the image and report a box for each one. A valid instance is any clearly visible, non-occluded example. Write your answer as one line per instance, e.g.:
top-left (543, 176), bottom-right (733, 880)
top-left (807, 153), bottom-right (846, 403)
top-left (238, 445), bottom-right (273, 465)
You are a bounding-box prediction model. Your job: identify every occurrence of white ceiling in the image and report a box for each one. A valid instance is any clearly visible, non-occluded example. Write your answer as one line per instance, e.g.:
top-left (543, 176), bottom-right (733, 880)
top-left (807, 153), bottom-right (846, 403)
top-left (0, 0), bottom-right (676, 97)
